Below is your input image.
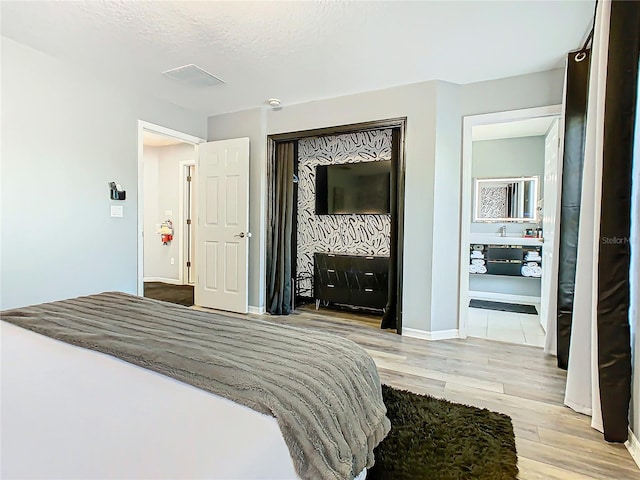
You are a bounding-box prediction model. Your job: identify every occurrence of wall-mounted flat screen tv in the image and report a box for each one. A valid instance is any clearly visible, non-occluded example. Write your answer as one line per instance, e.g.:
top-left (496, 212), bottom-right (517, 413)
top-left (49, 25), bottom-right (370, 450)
top-left (315, 161), bottom-right (391, 215)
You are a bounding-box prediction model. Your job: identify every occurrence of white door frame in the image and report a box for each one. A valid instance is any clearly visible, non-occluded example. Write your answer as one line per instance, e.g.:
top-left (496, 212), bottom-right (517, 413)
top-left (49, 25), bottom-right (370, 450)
top-left (179, 161), bottom-right (196, 285)
top-left (137, 120), bottom-right (205, 296)
top-left (458, 105), bottom-right (562, 338)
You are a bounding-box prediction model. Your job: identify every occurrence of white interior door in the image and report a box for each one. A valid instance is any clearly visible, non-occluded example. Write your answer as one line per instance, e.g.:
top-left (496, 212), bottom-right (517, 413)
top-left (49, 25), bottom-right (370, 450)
top-left (195, 138), bottom-right (250, 313)
top-left (540, 118), bottom-right (561, 333)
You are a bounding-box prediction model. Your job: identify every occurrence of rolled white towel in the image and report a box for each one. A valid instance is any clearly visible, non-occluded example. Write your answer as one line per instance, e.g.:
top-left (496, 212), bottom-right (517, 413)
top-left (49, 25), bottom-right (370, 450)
top-left (470, 251), bottom-right (485, 258)
top-left (531, 266), bottom-right (543, 277)
top-left (472, 244), bottom-right (485, 251)
top-left (477, 265), bottom-right (487, 274)
top-left (469, 264), bottom-right (479, 274)
top-left (525, 261), bottom-right (540, 267)
top-left (525, 253), bottom-right (541, 261)
top-left (521, 265), bottom-right (533, 277)
top-left (471, 259), bottom-right (485, 266)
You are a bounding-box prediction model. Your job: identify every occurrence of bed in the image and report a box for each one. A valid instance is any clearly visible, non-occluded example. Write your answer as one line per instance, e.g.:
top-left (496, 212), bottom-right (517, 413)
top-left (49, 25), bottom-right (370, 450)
top-left (1, 292), bottom-right (389, 480)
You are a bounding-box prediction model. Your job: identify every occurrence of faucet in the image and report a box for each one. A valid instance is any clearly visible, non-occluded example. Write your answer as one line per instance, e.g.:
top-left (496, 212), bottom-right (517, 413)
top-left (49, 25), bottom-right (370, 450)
top-left (499, 225), bottom-right (507, 237)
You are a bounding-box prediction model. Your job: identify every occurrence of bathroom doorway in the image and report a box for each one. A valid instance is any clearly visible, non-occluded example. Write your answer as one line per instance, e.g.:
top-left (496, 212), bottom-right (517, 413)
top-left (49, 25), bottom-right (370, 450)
top-left (459, 106), bottom-right (563, 348)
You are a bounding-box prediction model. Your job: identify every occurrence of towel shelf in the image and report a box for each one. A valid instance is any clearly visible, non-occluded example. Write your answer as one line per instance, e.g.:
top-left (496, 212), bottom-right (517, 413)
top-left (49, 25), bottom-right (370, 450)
top-left (470, 244), bottom-right (543, 278)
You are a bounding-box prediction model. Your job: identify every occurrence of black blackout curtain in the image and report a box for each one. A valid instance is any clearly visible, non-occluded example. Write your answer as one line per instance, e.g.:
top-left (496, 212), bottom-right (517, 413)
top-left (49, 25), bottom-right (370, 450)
top-left (380, 128), bottom-right (400, 330)
top-left (267, 141), bottom-right (296, 315)
top-left (595, 0), bottom-right (638, 443)
top-left (556, 48), bottom-right (591, 370)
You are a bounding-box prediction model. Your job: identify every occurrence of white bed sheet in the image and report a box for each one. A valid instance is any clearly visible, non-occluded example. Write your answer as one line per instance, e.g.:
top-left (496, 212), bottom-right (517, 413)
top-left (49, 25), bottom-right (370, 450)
top-left (1, 321), bottom-right (304, 479)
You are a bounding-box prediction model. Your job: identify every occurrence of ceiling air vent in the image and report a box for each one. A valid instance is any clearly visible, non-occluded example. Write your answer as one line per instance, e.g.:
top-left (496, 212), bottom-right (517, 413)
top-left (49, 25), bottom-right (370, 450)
top-left (162, 64), bottom-right (225, 87)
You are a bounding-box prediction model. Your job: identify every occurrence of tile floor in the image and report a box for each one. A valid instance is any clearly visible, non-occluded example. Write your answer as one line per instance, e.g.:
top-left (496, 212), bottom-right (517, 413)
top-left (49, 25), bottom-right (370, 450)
top-left (467, 306), bottom-right (546, 347)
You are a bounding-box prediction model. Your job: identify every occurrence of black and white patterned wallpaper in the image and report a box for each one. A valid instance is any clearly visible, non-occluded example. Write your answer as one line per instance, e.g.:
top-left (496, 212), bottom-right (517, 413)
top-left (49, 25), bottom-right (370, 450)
top-left (297, 130), bottom-right (392, 294)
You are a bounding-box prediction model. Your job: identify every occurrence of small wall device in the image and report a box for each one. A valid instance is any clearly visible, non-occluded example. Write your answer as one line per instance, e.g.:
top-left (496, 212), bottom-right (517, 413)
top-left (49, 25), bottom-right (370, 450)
top-left (109, 182), bottom-right (126, 200)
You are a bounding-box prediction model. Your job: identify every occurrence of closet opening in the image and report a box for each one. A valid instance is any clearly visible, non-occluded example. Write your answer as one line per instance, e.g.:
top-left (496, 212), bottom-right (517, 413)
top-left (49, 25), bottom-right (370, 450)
top-left (266, 118), bottom-right (406, 333)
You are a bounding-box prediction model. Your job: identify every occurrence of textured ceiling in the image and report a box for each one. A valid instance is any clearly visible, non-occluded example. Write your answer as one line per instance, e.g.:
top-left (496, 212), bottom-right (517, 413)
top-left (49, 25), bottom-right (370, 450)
top-left (1, 1), bottom-right (594, 116)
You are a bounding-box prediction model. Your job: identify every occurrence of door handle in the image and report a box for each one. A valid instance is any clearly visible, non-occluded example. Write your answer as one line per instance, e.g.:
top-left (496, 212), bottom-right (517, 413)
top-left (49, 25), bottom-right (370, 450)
top-left (234, 232), bottom-right (252, 238)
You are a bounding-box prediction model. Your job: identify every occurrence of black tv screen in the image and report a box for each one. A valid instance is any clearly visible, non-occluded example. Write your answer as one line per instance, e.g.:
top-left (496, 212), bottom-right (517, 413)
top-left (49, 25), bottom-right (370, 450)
top-left (315, 161), bottom-right (391, 214)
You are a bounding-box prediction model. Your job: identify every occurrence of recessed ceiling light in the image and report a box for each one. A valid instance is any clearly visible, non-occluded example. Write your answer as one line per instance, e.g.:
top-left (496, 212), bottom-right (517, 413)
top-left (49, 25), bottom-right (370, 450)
top-left (162, 64), bottom-right (224, 88)
top-left (267, 98), bottom-right (281, 107)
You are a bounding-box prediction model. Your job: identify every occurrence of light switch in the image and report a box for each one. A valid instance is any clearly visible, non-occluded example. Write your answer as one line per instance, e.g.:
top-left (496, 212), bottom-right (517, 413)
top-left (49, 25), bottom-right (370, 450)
top-left (110, 205), bottom-right (124, 218)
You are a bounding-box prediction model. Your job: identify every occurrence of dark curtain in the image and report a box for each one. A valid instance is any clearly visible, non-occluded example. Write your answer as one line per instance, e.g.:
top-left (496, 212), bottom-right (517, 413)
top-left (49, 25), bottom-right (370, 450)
top-left (596, 0), bottom-right (639, 443)
top-left (267, 142), bottom-right (296, 315)
top-left (381, 129), bottom-right (400, 330)
top-left (556, 48), bottom-right (591, 370)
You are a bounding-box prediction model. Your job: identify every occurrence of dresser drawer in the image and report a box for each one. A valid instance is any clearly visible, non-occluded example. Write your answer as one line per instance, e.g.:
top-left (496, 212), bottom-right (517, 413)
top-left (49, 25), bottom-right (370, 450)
top-left (351, 256), bottom-right (388, 273)
top-left (323, 254), bottom-right (352, 272)
top-left (351, 289), bottom-right (388, 309)
top-left (353, 271), bottom-right (388, 291)
top-left (315, 284), bottom-right (350, 304)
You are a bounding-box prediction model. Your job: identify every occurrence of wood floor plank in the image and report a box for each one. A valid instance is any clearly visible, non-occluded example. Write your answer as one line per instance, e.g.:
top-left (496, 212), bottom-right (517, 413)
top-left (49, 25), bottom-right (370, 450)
top-left (502, 381), bottom-right (566, 405)
top-left (364, 348), bottom-right (407, 362)
top-left (373, 357), bottom-right (505, 393)
top-left (536, 427), bottom-right (638, 464)
top-left (516, 438), bottom-right (640, 480)
top-left (517, 457), bottom-right (600, 480)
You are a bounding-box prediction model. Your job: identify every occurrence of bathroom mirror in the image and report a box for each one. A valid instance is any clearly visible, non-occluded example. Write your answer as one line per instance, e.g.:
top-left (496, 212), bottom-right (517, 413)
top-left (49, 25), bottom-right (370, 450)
top-left (473, 176), bottom-right (539, 222)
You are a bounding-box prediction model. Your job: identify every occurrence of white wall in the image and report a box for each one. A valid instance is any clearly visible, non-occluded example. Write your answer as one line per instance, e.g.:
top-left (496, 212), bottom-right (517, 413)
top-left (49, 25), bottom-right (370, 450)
top-left (471, 136), bottom-right (545, 235)
top-left (0, 37), bottom-right (206, 310)
top-left (461, 69), bottom-right (565, 115)
top-left (143, 143), bottom-right (195, 282)
top-left (472, 136), bottom-right (545, 179)
top-left (470, 275), bottom-right (540, 298)
top-left (430, 81), bottom-right (463, 331)
top-left (207, 69), bottom-right (564, 333)
top-left (143, 148), bottom-right (160, 278)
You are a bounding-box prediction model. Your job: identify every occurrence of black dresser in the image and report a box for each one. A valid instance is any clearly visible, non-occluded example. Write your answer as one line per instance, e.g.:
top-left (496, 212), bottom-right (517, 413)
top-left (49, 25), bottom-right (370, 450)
top-left (314, 252), bottom-right (389, 310)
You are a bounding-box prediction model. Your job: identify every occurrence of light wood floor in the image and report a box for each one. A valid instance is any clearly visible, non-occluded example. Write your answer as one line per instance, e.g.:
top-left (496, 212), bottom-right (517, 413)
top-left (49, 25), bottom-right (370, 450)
top-left (235, 305), bottom-right (639, 480)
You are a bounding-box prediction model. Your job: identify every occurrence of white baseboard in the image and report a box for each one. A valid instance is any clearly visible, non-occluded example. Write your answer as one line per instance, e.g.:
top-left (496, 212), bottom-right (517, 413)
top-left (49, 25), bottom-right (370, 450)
top-left (626, 428), bottom-right (640, 469)
top-left (468, 290), bottom-right (540, 305)
top-left (143, 277), bottom-right (183, 285)
top-left (248, 305), bottom-right (265, 315)
top-left (402, 328), bottom-right (459, 341)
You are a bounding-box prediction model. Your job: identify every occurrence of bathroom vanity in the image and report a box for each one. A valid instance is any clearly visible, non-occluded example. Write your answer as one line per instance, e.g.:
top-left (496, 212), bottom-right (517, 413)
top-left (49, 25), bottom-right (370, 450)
top-left (470, 237), bottom-right (542, 276)
top-left (469, 233), bottom-right (543, 302)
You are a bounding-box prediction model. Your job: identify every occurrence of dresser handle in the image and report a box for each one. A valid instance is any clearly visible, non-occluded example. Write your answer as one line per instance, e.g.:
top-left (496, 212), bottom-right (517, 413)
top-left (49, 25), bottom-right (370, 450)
top-left (365, 288), bottom-right (373, 292)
